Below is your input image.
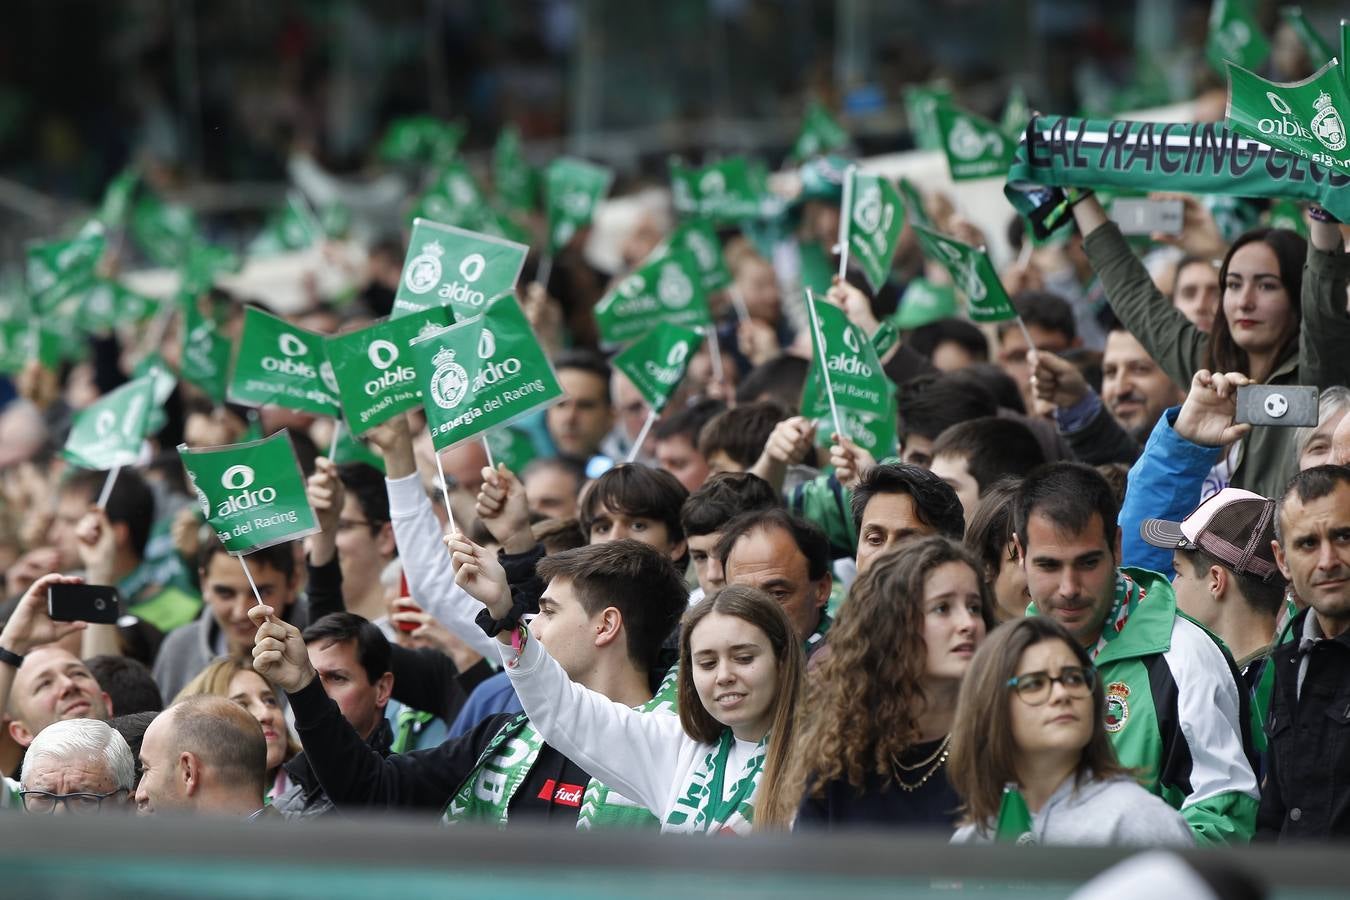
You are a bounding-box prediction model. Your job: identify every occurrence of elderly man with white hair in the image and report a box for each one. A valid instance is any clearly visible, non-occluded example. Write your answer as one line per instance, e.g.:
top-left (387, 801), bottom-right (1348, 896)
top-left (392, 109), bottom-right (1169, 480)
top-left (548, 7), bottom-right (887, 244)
top-left (12, 718), bottom-right (135, 814)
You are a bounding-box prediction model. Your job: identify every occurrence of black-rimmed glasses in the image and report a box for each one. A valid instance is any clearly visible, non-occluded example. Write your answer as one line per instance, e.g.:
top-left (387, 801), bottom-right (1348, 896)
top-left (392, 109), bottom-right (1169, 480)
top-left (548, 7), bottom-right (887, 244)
top-left (19, 787), bottom-right (127, 814)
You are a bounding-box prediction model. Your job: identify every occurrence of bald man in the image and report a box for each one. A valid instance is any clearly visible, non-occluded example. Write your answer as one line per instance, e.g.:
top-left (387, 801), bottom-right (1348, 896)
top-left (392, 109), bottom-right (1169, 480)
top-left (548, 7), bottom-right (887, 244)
top-left (135, 695), bottom-right (268, 818)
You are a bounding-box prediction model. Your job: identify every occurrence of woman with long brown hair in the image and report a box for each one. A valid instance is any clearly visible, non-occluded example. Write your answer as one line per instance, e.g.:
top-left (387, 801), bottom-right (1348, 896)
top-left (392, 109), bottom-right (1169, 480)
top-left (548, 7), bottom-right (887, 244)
top-left (784, 536), bottom-right (994, 830)
top-left (949, 617), bottom-right (1190, 845)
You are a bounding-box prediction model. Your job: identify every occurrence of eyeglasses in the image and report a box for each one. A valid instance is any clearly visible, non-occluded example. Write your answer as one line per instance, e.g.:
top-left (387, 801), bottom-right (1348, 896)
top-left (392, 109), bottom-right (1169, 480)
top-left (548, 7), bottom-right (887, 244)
top-left (20, 787), bottom-right (127, 814)
top-left (1006, 666), bottom-right (1096, 705)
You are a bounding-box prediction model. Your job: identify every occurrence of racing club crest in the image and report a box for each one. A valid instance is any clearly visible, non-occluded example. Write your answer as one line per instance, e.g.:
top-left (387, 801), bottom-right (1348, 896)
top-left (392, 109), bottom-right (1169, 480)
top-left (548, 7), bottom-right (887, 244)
top-left (1104, 681), bottom-right (1131, 733)
top-left (404, 241), bottom-right (446, 295)
top-left (429, 347), bottom-right (469, 410)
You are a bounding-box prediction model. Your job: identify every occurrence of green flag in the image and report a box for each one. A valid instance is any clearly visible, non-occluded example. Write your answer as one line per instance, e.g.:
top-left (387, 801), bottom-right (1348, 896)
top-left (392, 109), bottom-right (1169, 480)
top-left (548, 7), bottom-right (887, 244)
top-left (656, 219), bottom-right (731, 293)
top-left (180, 296), bottom-right (232, 403)
top-left (670, 157), bottom-right (774, 223)
top-left (892, 278), bottom-right (959, 330)
top-left (594, 248), bottom-right (711, 346)
top-left (330, 427), bottom-right (386, 474)
top-left (904, 85), bottom-right (953, 151)
top-left (377, 116), bottom-right (465, 164)
top-left (797, 240), bottom-right (835, 299)
top-left (493, 126), bottom-right (537, 214)
top-left (179, 431), bottom-right (319, 555)
top-left (483, 425), bottom-right (537, 475)
top-left (1225, 59), bottom-right (1350, 177)
top-left (409, 294), bottom-right (563, 452)
top-left (180, 240), bottom-right (242, 298)
top-left (994, 783), bottom-right (1035, 843)
top-left (913, 225), bottom-right (1016, 323)
top-left (898, 177), bottom-right (933, 230)
top-left (841, 170), bottom-right (906, 292)
top-left (81, 279), bottom-right (160, 330)
top-left (393, 219), bottom-right (529, 321)
top-left (130, 353), bottom-right (177, 435)
top-left (1001, 85), bottom-right (1032, 141)
top-left (1281, 6), bottom-right (1335, 68)
top-left (801, 293), bottom-right (897, 459)
top-left (319, 202), bottom-right (351, 239)
top-left (26, 223), bottom-right (106, 313)
top-left (1207, 0), bottom-right (1271, 74)
top-left (131, 195), bottom-right (199, 267)
top-left (0, 321), bottom-right (62, 373)
top-left (97, 169), bottom-right (139, 229)
top-left (324, 306), bottom-right (453, 433)
top-left (1267, 198), bottom-right (1310, 236)
top-left (790, 100), bottom-right (850, 162)
top-left (228, 307), bottom-right (339, 416)
top-left (936, 104), bottom-right (1015, 180)
top-left (249, 193), bottom-right (324, 255)
top-left (63, 374), bottom-right (156, 470)
top-left (545, 158), bottom-right (613, 254)
top-left (611, 325), bottom-right (704, 414)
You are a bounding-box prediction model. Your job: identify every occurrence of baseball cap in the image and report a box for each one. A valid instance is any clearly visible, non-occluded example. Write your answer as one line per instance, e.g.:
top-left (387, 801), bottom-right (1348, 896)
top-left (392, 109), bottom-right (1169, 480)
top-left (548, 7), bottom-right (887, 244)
top-left (1140, 488), bottom-right (1280, 583)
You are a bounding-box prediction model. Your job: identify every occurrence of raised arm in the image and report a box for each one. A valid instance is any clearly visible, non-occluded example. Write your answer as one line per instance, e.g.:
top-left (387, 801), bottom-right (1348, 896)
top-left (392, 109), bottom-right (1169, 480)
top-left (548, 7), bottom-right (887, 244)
top-left (1297, 213), bottom-right (1350, 390)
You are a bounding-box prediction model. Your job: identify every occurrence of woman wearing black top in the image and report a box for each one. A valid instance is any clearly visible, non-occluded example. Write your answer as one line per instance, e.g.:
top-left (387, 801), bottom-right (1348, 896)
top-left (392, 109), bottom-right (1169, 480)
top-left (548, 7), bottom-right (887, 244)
top-left (788, 537), bottom-right (995, 830)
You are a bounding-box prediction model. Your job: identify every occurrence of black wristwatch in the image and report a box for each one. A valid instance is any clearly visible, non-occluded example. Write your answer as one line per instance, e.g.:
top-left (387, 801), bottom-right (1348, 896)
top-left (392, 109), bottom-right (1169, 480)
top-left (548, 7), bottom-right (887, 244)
top-left (0, 646), bottom-right (24, 669)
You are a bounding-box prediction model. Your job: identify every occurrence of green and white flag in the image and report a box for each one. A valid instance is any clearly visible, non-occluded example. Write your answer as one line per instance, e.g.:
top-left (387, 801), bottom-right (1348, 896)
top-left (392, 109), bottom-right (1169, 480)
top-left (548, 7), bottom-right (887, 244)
top-left (81, 279), bottom-right (160, 330)
top-left (228, 307), bottom-right (339, 415)
top-left (841, 170), bottom-right (906, 292)
top-left (1207, 0), bottom-right (1271, 74)
top-left (656, 219), bottom-right (731, 292)
top-left (131, 195), bottom-right (199, 267)
top-left (1001, 85), bottom-right (1032, 141)
top-left (936, 104), bottom-right (1015, 180)
top-left (26, 223), bottom-right (106, 313)
top-left (248, 193), bottom-right (324, 255)
top-left (409, 294), bottom-right (563, 452)
top-left (892, 278), bottom-right (959, 330)
top-left (1267, 198), bottom-right (1310, 236)
top-left (377, 115), bottom-right (465, 164)
top-left (790, 100), bottom-right (850, 162)
top-left (994, 783), bottom-right (1035, 844)
top-left (545, 158), bottom-right (613, 254)
top-left (904, 85), bottom-right (953, 151)
top-left (63, 374), bottom-right (156, 470)
top-left (181, 296), bottom-right (232, 403)
top-left (898, 177), bottom-right (933, 230)
top-left (97, 169), bottom-right (139, 229)
top-left (1281, 6), bottom-right (1335, 68)
top-left (594, 248), bottom-right (711, 346)
top-left (330, 427), bottom-right (386, 474)
top-left (393, 219), bottom-right (529, 321)
top-left (913, 225), bottom-right (1016, 323)
top-left (493, 126), bottom-right (537, 214)
top-left (670, 157), bottom-right (776, 223)
top-left (611, 325), bottom-right (704, 414)
top-left (801, 294), bottom-right (897, 458)
top-left (1225, 59), bottom-right (1350, 176)
top-left (324, 306), bottom-right (452, 433)
top-left (483, 425), bottom-right (538, 475)
top-left (0, 321), bottom-right (62, 373)
top-left (130, 353), bottom-right (177, 434)
top-left (179, 431), bottom-right (319, 555)
top-left (180, 240), bottom-right (242, 298)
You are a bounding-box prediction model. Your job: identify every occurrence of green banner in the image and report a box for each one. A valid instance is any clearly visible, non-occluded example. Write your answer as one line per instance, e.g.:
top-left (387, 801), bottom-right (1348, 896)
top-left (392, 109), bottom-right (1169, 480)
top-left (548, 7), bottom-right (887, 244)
top-left (1207, 0), bottom-right (1270, 74)
top-left (904, 85), bottom-right (953, 151)
top-left (801, 294), bottom-right (897, 458)
top-left (493, 126), bottom-right (537, 214)
top-left (63, 374), bottom-right (156, 470)
top-left (842, 170), bottom-right (906, 291)
top-left (1004, 115), bottom-right (1350, 234)
top-left (670, 157), bottom-right (778, 223)
top-left (936, 104), bottom-right (1015, 181)
top-left (892, 278), bottom-right (958, 330)
top-left (324, 306), bottom-right (452, 433)
top-left (180, 296), bottom-right (232, 403)
top-left (656, 219), bottom-right (731, 293)
top-left (790, 101), bottom-right (850, 163)
top-left (179, 431), bottom-right (319, 555)
top-left (913, 225), bottom-right (1016, 323)
top-left (26, 223), bottom-right (106, 313)
top-left (409, 295), bottom-right (563, 452)
top-left (228, 307), bottom-right (339, 416)
top-left (81, 279), bottom-right (160, 330)
top-left (545, 158), bottom-right (613, 254)
top-left (611, 325), bottom-right (704, 414)
top-left (1281, 6), bottom-right (1335, 68)
top-left (594, 248), bottom-right (711, 346)
top-left (393, 219), bottom-right (529, 321)
top-left (0, 321), bottom-right (62, 373)
top-left (1225, 59), bottom-right (1349, 177)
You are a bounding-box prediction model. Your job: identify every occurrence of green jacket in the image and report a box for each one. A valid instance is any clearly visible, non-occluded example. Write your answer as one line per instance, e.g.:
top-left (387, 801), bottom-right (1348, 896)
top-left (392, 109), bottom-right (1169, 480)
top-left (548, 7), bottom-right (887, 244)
top-left (1083, 222), bottom-right (1350, 501)
top-left (1035, 567), bottom-right (1260, 845)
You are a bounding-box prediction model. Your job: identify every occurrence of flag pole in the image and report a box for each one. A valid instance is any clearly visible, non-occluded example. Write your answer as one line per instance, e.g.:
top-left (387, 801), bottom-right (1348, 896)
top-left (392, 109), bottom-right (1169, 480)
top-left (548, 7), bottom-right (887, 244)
top-left (536, 254), bottom-right (553, 294)
top-left (327, 419), bottom-right (343, 460)
top-left (625, 410), bottom-right (658, 464)
top-left (239, 554), bottom-right (266, 608)
top-left (432, 450), bottom-right (458, 533)
top-left (805, 288), bottom-right (845, 441)
top-left (481, 435), bottom-right (495, 470)
top-left (95, 465), bottom-right (122, 510)
top-left (728, 285), bottom-right (751, 324)
top-left (704, 325), bottom-right (725, 389)
top-left (1014, 315), bottom-right (1036, 359)
top-left (836, 165), bottom-right (857, 280)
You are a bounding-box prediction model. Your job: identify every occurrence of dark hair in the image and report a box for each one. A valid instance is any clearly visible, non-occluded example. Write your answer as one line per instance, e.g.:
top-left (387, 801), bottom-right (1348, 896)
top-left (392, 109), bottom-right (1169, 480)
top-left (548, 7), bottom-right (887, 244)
top-left (963, 477), bottom-right (1021, 581)
top-left (1013, 462), bottom-right (1119, 551)
top-left (1181, 548), bottom-right (1287, 618)
top-left (896, 373), bottom-right (999, 443)
top-left (850, 463), bottom-right (965, 539)
top-left (108, 710), bottom-right (159, 787)
top-left (85, 655), bottom-right (164, 716)
top-left (907, 318), bottom-right (989, 365)
top-left (168, 695), bottom-right (268, 799)
top-left (1206, 228), bottom-right (1306, 375)
top-left (523, 456), bottom-right (588, 494)
top-left (997, 290), bottom-right (1076, 342)
top-left (578, 463), bottom-right (688, 545)
top-left (681, 472), bottom-right (781, 538)
top-left (531, 517), bottom-right (587, 554)
top-left (653, 398), bottom-right (727, 444)
top-left (288, 429), bottom-right (319, 479)
top-left (947, 364), bottom-right (1026, 414)
top-left (536, 540), bottom-right (689, 671)
top-left (1171, 254), bottom-right (1218, 300)
top-left (735, 356), bottom-right (809, 411)
top-left (301, 612), bottom-right (392, 685)
top-left (713, 508), bottom-right (831, 582)
top-left (197, 534), bottom-right (296, 581)
top-left (932, 417), bottom-right (1046, 494)
top-left (553, 348), bottom-right (613, 404)
top-left (337, 463), bottom-right (391, 534)
top-left (1275, 464), bottom-right (1350, 544)
top-left (61, 468), bottom-right (156, 559)
top-left (697, 401), bottom-right (789, 469)
top-left (1095, 462), bottom-right (1131, 508)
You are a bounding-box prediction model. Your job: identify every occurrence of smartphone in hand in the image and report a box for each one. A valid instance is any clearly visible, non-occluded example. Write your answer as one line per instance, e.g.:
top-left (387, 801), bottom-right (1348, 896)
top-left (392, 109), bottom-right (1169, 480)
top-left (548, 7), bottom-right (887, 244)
top-left (1235, 385), bottom-right (1319, 428)
top-left (48, 584), bottom-right (121, 624)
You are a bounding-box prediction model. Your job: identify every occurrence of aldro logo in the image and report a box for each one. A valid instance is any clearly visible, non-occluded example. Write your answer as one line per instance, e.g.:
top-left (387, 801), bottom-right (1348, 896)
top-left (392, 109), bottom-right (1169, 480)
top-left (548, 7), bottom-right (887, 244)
top-left (215, 464), bottom-right (276, 516)
top-left (439, 252), bottom-right (489, 307)
top-left (263, 332), bottom-right (317, 378)
top-left (364, 340), bottom-right (415, 397)
top-left (828, 323), bottom-right (872, 377)
top-left (643, 339), bottom-right (692, 387)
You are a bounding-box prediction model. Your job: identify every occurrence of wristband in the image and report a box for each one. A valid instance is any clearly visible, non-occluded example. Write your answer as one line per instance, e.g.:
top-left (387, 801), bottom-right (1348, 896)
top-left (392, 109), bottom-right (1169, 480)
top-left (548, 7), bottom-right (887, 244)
top-left (0, 646), bottom-right (24, 669)
top-left (1308, 205), bottom-right (1339, 224)
top-left (475, 593), bottom-right (531, 638)
top-left (507, 624), bottom-right (529, 669)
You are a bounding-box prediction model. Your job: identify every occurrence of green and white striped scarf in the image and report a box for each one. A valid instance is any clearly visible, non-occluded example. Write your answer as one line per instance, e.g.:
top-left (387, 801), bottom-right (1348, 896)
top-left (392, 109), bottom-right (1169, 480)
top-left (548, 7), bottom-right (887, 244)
top-left (662, 729), bottom-right (768, 836)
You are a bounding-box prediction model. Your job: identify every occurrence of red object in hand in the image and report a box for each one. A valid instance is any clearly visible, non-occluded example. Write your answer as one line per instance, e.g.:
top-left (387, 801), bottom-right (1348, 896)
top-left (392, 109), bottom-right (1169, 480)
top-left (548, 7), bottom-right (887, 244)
top-left (394, 573), bottom-right (420, 633)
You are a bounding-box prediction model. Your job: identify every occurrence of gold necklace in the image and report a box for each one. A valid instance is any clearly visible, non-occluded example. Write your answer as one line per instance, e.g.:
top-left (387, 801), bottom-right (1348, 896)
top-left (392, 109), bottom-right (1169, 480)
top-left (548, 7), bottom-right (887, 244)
top-left (894, 737), bottom-right (951, 793)
top-left (894, 734), bottom-right (951, 771)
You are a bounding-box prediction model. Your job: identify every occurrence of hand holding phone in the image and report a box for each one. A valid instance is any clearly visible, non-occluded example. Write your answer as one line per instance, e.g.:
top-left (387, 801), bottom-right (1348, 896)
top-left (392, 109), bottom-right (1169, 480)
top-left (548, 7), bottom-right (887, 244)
top-left (48, 584), bottom-right (121, 624)
top-left (1110, 198), bottom-right (1184, 236)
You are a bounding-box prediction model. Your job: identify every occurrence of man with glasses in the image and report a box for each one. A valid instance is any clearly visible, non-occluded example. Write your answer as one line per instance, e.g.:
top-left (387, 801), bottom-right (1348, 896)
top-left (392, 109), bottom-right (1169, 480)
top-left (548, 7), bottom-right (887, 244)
top-left (18, 718), bottom-right (134, 814)
top-left (305, 460), bottom-right (397, 626)
top-left (1014, 462), bottom-right (1258, 845)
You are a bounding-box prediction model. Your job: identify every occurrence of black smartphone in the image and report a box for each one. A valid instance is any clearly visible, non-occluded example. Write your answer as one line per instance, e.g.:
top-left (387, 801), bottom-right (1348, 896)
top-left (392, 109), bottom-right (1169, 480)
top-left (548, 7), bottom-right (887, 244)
top-left (48, 584), bottom-right (121, 624)
top-left (1235, 385), bottom-right (1319, 428)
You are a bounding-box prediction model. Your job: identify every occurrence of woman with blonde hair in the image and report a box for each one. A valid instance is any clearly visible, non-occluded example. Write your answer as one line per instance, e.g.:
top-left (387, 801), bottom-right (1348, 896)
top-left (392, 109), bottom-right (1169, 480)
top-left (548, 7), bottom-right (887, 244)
top-left (175, 657), bottom-right (299, 804)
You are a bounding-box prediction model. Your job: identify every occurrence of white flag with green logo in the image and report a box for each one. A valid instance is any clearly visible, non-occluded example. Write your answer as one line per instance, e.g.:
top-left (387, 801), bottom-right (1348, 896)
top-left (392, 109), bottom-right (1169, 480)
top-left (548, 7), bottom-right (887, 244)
top-left (228, 307), bottom-right (340, 415)
top-left (912, 225), bottom-right (1017, 323)
top-left (178, 431), bottom-right (319, 554)
top-left (594, 249), bottom-right (711, 346)
top-left (324, 307), bottom-right (453, 433)
top-left (409, 294), bottom-right (563, 452)
top-left (611, 325), bottom-right (704, 414)
top-left (841, 170), bottom-right (906, 292)
top-left (63, 374), bottom-right (156, 470)
top-left (393, 219), bottom-right (529, 321)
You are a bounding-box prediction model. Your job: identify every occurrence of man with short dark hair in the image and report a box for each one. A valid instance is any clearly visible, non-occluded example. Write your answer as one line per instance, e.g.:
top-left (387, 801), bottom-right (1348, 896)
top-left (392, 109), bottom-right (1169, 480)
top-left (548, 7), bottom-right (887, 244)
top-left (522, 457), bottom-right (587, 520)
top-left (547, 350), bottom-right (615, 464)
top-left (1015, 462), bottom-right (1258, 844)
top-left (930, 417), bottom-right (1046, 525)
top-left (135, 695), bottom-right (268, 818)
top-left (85, 656), bottom-right (163, 716)
top-left (653, 399), bottom-right (725, 493)
top-left (698, 402), bottom-right (789, 476)
top-left (326, 462), bottom-right (397, 624)
top-left (680, 473), bottom-right (781, 599)
top-left (851, 463), bottom-right (965, 574)
top-left (894, 373), bottom-right (999, 469)
top-left (1259, 465), bottom-right (1350, 840)
top-left (996, 291), bottom-right (1080, 413)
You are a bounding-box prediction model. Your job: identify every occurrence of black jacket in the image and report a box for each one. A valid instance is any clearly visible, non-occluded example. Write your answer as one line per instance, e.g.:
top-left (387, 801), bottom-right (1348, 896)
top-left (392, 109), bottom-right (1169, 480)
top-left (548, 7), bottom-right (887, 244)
top-left (275, 715), bottom-right (395, 820)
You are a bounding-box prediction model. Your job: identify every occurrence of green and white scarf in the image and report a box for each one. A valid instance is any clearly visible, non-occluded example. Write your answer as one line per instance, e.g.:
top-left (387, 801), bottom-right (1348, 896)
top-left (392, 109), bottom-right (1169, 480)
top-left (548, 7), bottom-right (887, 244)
top-left (662, 729), bottom-right (768, 836)
top-left (1090, 570), bottom-right (1146, 661)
